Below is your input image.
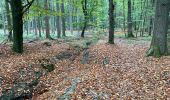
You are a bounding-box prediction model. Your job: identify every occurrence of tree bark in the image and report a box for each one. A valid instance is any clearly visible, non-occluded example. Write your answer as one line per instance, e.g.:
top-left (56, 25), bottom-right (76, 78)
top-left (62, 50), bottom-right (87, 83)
top-left (44, 0), bottom-right (51, 39)
top-left (123, 0), bottom-right (126, 37)
top-left (56, 0), bottom-right (61, 38)
top-left (61, 0), bottom-right (66, 37)
top-left (108, 0), bottom-right (115, 44)
top-left (146, 0), bottom-right (170, 57)
top-left (81, 0), bottom-right (88, 38)
top-left (34, 17), bottom-right (38, 38)
top-left (10, 0), bottom-right (23, 53)
top-left (5, 0), bottom-right (12, 41)
top-left (127, 0), bottom-right (134, 37)
top-left (37, 0), bottom-right (42, 38)
top-left (69, 0), bottom-right (73, 35)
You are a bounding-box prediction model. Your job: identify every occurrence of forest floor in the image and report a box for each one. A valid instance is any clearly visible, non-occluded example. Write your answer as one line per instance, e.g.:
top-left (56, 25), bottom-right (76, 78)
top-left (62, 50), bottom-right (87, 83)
top-left (0, 34), bottom-right (170, 100)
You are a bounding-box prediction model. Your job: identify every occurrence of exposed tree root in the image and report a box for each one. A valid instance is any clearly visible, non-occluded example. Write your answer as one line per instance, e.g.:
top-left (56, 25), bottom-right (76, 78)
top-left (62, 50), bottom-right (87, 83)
top-left (146, 46), bottom-right (161, 58)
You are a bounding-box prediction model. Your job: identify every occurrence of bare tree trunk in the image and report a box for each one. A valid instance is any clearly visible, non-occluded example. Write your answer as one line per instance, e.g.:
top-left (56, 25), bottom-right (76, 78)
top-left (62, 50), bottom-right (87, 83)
top-left (5, 0), bottom-right (12, 41)
top-left (61, 0), bottom-right (66, 37)
top-left (37, 0), bottom-right (42, 38)
top-left (69, 1), bottom-right (73, 35)
top-left (127, 0), bottom-right (134, 37)
top-left (34, 17), bottom-right (38, 38)
top-left (81, 0), bottom-right (88, 38)
top-left (44, 0), bottom-right (51, 39)
top-left (108, 0), bottom-right (115, 44)
top-left (56, 0), bottom-right (61, 38)
top-left (123, 0), bottom-right (126, 37)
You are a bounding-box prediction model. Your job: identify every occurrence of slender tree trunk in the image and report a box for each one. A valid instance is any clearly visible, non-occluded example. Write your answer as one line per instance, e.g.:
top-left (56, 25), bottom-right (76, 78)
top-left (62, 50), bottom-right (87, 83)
top-left (34, 17), bottom-right (38, 38)
top-left (61, 0), bottom-right (66, 37)
top-left (140, 0), bottom-right (147, 36)
top-left (123, 0), bottom-right (126, 37)
top-left (37, 0), bottom-right (42, 37)
top-left (146, 0), bottom-right (170, 57)
top-left (148, 0), bottom-right (155, 36)
top-left (81, 0), bottom-right (88, 38)
top-left (10, 0), bottom-right (23, 53)
top-left (2, 10), bottom-right (6, 35)
top-left (69, 1), bottom-right (73, 35)
top-left (5, 0), bottom-right (12, 41)
top-left (108, 0), bottom-right (115, 44)
top-left (37, 17), bottom-right (42, 37)
top-left (56, 0), bottom-right (61, 38)
top-left (127, 0), bottom-right (134, 37)
top-left (44, 0), bottom-right (51, 39)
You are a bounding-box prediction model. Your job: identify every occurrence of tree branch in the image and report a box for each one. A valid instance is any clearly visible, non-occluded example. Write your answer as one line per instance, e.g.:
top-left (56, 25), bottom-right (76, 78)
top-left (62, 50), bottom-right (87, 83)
top-left (22, 0), bottom-right (35, 14)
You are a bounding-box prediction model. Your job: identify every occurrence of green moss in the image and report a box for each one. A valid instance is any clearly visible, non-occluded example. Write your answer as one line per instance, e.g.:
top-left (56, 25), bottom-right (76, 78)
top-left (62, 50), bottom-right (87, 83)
top-left (145, 47), bottom-right (153, 57)
top-left (153, 46), bottom-right (161, 58)
top-left (146, 45), bottom-right (161, 58)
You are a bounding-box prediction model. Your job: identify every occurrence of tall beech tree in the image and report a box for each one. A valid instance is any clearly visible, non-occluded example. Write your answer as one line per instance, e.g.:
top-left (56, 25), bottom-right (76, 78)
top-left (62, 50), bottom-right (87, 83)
top-left (44, 0), bottom-right (51, 39)
top-left (37, 0), bottom-right (42, 38)
top-left (108, 0), bottom-right (115, 44)
top-left (127, 0), bottom-right (134, 37)
top-left (61, 0), bottom-right (66, 37)
top-left (56, 0), bottom-right (61, 38)
top-left (146, 0), bottom-right (170, 57)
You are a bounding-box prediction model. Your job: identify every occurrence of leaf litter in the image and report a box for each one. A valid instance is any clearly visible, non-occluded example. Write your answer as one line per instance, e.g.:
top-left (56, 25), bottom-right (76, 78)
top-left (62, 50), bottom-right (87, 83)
top-left (0, 38), bottom-right (169, 100)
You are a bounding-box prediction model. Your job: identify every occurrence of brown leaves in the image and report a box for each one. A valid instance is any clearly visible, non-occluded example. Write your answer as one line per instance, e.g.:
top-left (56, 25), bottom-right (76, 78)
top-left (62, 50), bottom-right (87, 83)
top-left (0, 38), bottom-right (170, 99)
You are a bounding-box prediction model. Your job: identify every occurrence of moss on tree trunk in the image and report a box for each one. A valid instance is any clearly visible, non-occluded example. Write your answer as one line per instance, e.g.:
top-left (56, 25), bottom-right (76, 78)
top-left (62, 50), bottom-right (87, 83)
top-left (146, 45), bottom-right (161, 58)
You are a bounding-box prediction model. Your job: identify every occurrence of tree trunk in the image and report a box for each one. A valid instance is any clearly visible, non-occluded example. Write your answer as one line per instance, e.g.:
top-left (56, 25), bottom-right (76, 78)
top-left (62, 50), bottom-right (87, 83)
top-left (69, 1), bottom-right (73, 35)
top-left (44, 0), bottom-right (51, 39)
top-left (61, 0), bottom-right (66, 37)
top-left (81, 24), bottom-right (87, 38)
top-left (108, 0), bottom-right (115, 44)
top-left (81, 0), bottom-right (88, 38)
top-left (146, 0), bottom-right (170, 57)
top-left (5, 0), bottom-right (12, 41)
top-left (127, 0), bottom-right (134, 37)
top-left (123, 0), bottom-right (126, 37)
top-left (56, 0), bottom-right (61, 38)
top-left (148, 0), bottom-right (155, 36)
top-left (37, 0), bottom-right (42, 38)
top-left (37, 17), bottom-right (42, 37)
top-left (34, 17), bottom-right (38, 38)
top-left (10, 0), bottom-right (23, 53)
